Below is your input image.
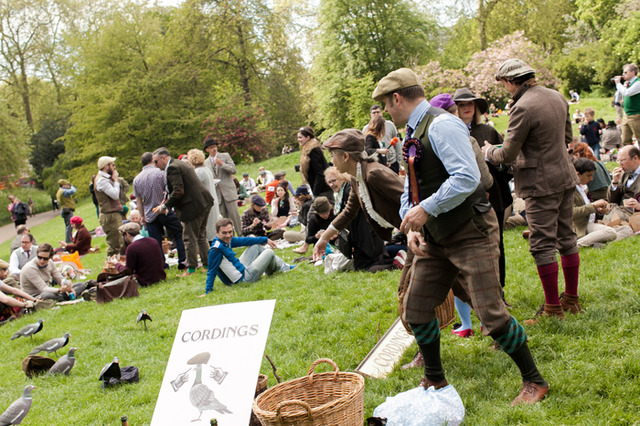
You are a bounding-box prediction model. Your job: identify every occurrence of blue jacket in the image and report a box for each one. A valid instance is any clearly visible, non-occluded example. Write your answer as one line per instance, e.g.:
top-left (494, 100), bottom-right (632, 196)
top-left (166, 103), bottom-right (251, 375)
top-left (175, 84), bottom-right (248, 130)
top-left (205, 236), bottom-right (268, 293)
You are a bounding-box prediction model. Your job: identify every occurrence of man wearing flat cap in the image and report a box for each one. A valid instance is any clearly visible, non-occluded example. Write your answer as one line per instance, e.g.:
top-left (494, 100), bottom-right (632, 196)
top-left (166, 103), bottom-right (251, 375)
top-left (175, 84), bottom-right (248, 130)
top-left (373, 67), bottom-right (548, 405)
top-left (117, 222), bottom-right (166, 286)
top-left (203, 138), bottom-right (242, 236)
top-left (56, 179), bottom-right (77, 244)
top-left (483, 59), bottom-right (582, 324)
top-left (312, 128), bottom-right (404, 256)
top-left (94, 156), bottom-right (123, 256)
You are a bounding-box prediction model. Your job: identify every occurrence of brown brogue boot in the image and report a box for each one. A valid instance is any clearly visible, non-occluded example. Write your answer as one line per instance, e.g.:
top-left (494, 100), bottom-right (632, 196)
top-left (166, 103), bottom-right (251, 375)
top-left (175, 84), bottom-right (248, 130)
top-left (560, 292), bottom-right (582, 313)
top-left (419, 376), bottom-right (449, 390)
top-left (524, 304), bottom-right (564, 325)
top-left (511, 381), bottom-right (549, 406)
top-left (401, 352), bottom-right (424, 370)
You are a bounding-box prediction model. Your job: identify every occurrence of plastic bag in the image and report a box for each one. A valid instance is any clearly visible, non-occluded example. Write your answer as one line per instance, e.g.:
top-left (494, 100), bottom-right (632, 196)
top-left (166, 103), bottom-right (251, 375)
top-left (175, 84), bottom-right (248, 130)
top-left (372, 385), bottom-right (465, 426)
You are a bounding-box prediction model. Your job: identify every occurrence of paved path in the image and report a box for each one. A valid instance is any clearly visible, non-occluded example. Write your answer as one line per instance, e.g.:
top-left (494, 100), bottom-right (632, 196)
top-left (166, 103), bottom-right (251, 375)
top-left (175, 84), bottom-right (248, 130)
top-left (0, 210), bottom-right (60, 244)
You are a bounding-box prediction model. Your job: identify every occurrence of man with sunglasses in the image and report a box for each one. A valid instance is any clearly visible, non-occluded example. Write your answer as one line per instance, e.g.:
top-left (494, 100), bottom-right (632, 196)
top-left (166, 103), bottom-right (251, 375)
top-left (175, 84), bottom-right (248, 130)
top-left (20, 243), bottom-right (86, 301)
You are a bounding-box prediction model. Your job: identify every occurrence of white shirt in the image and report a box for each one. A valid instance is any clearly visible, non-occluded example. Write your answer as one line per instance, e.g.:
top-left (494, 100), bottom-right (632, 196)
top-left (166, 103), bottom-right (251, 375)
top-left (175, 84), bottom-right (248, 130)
top-left (96, 170), bottom-right (121, 200)
top-left (577, 185), bottom-right (595, 224)
top-left (9, 246), bottom-right (37, 275)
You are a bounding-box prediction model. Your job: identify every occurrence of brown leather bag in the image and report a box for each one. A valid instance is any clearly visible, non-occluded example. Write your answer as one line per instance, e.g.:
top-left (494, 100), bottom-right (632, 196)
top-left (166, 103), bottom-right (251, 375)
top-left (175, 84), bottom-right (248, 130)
top-left (96, 272), bottom-right (139, 305)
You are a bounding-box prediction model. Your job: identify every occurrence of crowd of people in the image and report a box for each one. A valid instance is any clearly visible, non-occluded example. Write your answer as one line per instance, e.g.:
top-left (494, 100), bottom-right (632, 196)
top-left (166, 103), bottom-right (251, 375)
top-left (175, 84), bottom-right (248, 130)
top-left (1, 58), bottom-right (639, 410)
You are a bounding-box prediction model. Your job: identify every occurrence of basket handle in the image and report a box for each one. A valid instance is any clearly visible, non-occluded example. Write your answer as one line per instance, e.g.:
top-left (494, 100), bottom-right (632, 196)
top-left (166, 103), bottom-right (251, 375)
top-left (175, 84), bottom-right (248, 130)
top-left (307, 358), bottom-right (339, 385)
top-left (276, 400), bottom-right (313, 422)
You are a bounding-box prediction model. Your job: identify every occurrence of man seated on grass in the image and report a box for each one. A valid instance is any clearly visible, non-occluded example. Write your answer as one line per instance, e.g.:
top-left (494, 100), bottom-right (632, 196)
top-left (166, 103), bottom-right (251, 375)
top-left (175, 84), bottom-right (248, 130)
top-left (116, 222), bottom-right (166, 286)
top-left (0, 259), bottom-right (37, 311)
top-left (20, 243), bottom-right (86, 301)
top-left (201, 218), bottom-right (295, 296)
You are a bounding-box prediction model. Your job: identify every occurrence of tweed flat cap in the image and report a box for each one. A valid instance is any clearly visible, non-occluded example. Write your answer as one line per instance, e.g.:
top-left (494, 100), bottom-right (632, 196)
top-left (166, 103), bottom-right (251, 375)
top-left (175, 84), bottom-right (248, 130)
top-left (322, 129), bottom-right (365, 152)
top-left (495, 59), bottom-right (535, 80)
top-left (0, 259), bottom-right (8, 270)
top-left (118, 222), bottom-right (140, 235)
top-left (58, 179), bottom-right (70, 186)
top-left (372, 68), bottom-right (421, 102)
top-left (97, 156), bottom-right (116, 170)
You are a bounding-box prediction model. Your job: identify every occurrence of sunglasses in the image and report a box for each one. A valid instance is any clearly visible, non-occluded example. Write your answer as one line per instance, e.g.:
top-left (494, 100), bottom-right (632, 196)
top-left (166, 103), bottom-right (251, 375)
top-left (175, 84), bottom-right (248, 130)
top-left (37, 255), bottom-right (50, 261)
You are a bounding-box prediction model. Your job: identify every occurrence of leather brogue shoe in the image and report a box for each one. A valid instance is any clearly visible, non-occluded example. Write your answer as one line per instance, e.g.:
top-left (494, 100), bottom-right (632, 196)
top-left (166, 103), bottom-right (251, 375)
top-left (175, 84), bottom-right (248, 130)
top-left (511, 381), bottom-right (549, 406)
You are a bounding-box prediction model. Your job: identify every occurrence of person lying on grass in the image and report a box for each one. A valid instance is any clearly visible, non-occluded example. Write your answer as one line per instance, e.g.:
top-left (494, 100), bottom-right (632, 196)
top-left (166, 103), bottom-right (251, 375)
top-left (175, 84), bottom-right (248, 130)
top-left (200, 218), bottom-right (295, 296)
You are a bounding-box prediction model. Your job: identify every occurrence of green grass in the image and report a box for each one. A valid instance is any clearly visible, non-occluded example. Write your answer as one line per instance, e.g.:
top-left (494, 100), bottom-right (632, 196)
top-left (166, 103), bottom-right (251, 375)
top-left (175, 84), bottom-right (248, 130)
top-left (2, 109), bottom-right (638, 424)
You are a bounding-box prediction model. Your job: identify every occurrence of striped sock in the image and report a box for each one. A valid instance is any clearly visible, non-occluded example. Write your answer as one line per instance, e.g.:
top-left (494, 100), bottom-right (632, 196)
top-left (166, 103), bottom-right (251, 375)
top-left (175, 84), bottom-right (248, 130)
top-left (411, 320), bottom-right (445, 382)
top-left (492, 317), bottom-right (527, 355)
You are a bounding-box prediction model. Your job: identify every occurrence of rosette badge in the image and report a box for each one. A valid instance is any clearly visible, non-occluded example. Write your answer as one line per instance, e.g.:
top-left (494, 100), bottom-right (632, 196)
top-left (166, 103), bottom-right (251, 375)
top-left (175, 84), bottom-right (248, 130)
top-left (403, 138), bottom-right (423, 206)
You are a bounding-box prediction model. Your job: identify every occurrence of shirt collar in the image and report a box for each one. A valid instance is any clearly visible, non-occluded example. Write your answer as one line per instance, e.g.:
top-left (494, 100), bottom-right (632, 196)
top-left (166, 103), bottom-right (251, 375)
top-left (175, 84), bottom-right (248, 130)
top-left (98, 170), bottom-right (111, 178)
top-left (133, 234), bottom-right (145, 242)
top-left (406, 100), bottom-right (431, 138)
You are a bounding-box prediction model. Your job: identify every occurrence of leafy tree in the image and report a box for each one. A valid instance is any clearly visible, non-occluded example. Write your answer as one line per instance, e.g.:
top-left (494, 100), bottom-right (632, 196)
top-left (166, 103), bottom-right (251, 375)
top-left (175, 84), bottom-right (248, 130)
top-left (29, 114), bottom-right (68, 183)
top-left (416, 61), bottom-right (469, 101)
top-left (312, 0), bottom-right (438, 133)
top-left (202, 96), bottom-right (276, 163)
top-left (465, 31), bottom-right (559, 104)
top-left (0, 99), bottom-right (30, 181)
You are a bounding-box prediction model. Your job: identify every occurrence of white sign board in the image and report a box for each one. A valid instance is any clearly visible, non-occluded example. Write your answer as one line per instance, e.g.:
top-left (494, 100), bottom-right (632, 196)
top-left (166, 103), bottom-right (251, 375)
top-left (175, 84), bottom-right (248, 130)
top-left (152, 300), bottom-right (276, 425)
top-left (355, 317), bottom-right (415, 379)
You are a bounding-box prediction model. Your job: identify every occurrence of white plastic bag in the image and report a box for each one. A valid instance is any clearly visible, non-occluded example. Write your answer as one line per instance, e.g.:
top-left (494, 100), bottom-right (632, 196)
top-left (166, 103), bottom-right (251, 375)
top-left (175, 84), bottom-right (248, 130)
top-left (372, 385), bottom-right (465, 426)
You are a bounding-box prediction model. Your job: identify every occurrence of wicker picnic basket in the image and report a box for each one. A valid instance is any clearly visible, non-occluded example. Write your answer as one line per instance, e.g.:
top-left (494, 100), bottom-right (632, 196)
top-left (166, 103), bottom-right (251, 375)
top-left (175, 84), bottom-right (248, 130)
top-left (253, 358), bottom-right (365, 426)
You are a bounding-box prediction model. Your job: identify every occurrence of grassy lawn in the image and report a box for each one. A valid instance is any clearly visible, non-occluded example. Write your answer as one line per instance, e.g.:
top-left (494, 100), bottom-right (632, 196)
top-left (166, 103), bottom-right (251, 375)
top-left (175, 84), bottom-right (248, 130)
top-left (2, 101), bottom-right (638, 424)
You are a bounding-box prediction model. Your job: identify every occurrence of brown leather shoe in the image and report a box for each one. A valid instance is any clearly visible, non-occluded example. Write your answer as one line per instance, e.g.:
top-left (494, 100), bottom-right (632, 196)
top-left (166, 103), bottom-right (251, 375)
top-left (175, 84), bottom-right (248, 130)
top-left (401, 352), bottom-right (424, 370)
top-left (560, 292), bottom-right (582, 313)
top-left (522, 229), bottom-right (531, 239)
top-left (419, 376), bottom-right (449, 390)
top-left (524, 304), bottom-right (564, 325)
top-left (511, 381), bottom-right (549, 406)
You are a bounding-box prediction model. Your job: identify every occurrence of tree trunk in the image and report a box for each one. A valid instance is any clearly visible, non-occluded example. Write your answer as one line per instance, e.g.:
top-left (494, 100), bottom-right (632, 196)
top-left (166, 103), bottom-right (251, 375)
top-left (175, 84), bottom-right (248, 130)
top-left (236, 24), bottom-right (251, 106)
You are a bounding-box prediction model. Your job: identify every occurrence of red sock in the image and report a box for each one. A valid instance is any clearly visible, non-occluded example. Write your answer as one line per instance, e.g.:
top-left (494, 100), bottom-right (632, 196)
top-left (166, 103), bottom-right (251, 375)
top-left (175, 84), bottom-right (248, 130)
top-left (537, 262), bottom-right (560, 305)
top-left (561, 253), bottom-right (580, 296)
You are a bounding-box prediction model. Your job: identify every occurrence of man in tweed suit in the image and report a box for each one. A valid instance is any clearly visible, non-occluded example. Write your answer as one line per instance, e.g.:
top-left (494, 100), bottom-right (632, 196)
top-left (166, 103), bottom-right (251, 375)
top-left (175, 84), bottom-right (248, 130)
top-left (152, 147), bottom-right (213, 276)
top-left (204, 138), bottom-right (242, 235)
top-left (373, 67), bottom-right (548, 406)
top-left (605, 145), bottom-right (640, 221)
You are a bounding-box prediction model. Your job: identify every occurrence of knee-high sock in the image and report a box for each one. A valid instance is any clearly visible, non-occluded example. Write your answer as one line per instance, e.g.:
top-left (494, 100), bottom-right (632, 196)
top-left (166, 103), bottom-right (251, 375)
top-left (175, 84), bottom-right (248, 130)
top-left (410, 320), bottom-right (445, 382)
top-left (561, 253), bottom-right (580, 296)
top-left (453, 296), bottom-right (473, 330)
top-left (537, 262), bottom-right (560, 305)
top-left (492, 317), bottom-right (547, 386)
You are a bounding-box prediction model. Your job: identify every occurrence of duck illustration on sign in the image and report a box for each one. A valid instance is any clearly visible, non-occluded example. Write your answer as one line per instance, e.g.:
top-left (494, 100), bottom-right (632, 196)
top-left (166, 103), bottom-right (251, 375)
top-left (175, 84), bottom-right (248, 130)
top-left (170, 351), bottom-right (232, 421)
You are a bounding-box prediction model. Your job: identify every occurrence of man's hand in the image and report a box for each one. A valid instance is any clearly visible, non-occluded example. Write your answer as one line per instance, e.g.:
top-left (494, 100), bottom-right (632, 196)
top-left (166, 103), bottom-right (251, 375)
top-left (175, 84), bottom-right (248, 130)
top-left (400, 205), bottom-right (429, 234)
top-left (593, 199), bottom-right (610, 213)
top-left (214, 157), bottom-right (224, 166)
top-left (313, 238), bottom-right (328, 262)
top-left (152, 204), bottom-right (168, 215)
top-left (407, 231), bottom-right (428, 257)
top-left (267, 239), bottom-right (277, 249)
top-left (481, 141), bottom-right (500, 165)
top-left (614, 76), bottom-right (622, 84)
top-left (59, 241), bottom-right (67, 248)
top-left (112, 169), bottom-right (119, 181)
top-left (611, 167), bottom-right (623, 184)
top-left (252, 218), bottom-right (261, 226)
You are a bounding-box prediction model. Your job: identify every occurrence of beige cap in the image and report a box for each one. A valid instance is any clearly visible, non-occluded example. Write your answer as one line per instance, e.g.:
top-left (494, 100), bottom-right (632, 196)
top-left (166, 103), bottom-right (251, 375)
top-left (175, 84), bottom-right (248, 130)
top-left (495, 59), bottom-right (535, 80)
top-left (97, 156), bottom-right (116, 170)
top-left (322, 129), bottom-right (365, 152)
top-left (118, 222), bottom-right (140, 236)
top-left (372, 68), bottom-right (421, 102)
